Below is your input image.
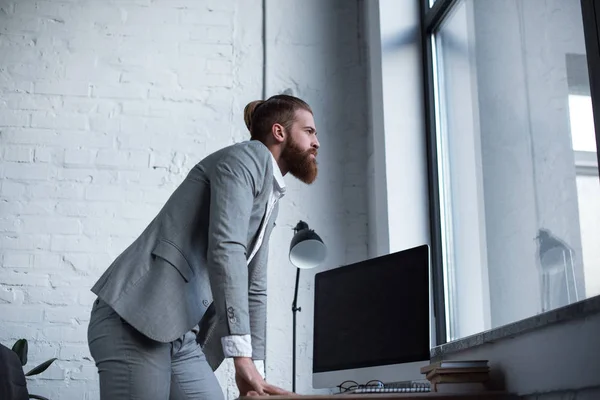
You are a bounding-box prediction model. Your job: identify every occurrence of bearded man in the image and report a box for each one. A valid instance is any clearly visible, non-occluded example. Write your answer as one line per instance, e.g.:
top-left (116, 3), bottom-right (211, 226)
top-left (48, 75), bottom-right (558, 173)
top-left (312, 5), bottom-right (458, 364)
top-left (87, 94), bottom-right (320, 399)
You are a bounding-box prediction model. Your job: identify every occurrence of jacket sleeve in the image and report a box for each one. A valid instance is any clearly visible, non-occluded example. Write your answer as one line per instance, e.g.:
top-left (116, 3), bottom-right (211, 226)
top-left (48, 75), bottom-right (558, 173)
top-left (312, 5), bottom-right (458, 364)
top-left (248, 234), bottom-right (269, 360)
top-left (249, 201), bottom-right (278, 360)
top-left (206, 146), bottom-right (267, 338)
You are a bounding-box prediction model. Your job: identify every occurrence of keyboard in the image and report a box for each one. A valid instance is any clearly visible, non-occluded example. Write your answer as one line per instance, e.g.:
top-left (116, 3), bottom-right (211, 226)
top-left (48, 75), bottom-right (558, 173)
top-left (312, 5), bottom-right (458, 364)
top-left (343, 387), bottom-right (431, 394)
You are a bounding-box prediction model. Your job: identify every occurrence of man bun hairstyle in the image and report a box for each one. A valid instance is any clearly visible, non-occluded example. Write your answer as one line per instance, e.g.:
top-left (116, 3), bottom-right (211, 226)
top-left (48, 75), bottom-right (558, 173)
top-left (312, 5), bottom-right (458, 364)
top-left (243, 100), bottom-right (265, 132)
top-left (243, 94), bottom-right (312, 142)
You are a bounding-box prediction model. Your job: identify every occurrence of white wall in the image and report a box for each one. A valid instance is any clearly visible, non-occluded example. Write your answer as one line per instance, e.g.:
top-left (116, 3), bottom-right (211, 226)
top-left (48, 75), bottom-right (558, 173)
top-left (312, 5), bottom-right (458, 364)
top-left (364, 0), bottom-right (390, 259)
top-left (0, 1), bottom-right (368, 398)
top-left (377, 0), bottom-right (430, 255)
top-left (440, 312), bottom-right (600, 396)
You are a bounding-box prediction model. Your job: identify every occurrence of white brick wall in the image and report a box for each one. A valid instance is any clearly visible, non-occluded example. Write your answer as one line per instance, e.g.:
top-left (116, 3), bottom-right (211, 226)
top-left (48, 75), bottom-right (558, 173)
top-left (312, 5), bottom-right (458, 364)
top-left (0, 0), bottom-right (368, 398)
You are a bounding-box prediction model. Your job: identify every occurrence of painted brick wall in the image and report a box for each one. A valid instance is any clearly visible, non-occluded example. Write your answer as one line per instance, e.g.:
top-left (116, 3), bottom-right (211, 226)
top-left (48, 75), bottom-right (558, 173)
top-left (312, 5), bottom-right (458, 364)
top-left (0, 0), bottom-right (368, 399)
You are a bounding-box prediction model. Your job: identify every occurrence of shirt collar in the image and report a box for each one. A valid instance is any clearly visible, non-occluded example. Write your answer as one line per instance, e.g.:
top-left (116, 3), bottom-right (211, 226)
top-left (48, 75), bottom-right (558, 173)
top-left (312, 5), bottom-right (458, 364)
top-left (270, 153), bottom-right (286, 195)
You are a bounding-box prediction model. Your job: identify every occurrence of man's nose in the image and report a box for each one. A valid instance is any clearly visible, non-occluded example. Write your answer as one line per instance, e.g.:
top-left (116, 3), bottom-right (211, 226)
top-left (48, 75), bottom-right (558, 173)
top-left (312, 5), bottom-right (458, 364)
top-left (312, 137), bottom-right (320, 149)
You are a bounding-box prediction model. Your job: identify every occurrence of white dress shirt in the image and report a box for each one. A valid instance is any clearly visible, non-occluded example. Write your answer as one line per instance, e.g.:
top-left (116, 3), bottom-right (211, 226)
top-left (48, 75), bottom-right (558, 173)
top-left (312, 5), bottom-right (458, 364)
top-left (220, 153), bottom-right (285, 374)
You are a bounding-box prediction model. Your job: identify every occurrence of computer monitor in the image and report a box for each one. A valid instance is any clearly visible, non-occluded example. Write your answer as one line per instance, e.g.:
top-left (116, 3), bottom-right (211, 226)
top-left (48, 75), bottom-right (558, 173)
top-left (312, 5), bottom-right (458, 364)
top-left (312, 244), bottom-right (431, 389)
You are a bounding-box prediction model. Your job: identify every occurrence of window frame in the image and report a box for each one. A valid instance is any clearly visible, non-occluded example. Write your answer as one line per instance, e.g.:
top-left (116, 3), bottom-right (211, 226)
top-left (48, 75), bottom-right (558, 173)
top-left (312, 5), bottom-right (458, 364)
top-left (419, 0), bottom-right (600, 346)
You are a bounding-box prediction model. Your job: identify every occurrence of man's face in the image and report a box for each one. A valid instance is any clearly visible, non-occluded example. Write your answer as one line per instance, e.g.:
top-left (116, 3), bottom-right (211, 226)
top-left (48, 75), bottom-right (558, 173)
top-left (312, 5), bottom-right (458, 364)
top-left (281, 109), bottom-right (320, 184)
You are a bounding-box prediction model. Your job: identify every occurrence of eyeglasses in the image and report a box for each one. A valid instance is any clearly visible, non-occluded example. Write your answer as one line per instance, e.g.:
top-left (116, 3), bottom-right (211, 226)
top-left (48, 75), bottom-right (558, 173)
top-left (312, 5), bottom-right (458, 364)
top-left (337, 380), bottom-right (385, 393)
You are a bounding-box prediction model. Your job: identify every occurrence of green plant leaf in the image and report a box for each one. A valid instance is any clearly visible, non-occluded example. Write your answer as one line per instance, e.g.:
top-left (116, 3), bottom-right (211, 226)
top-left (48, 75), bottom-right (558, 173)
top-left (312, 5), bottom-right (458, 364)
top-left (25, 358), bottom-right (57, 376)
top-left (29, 395), bottom-right (50, 400)
top-left (11, 339), bottom-right (28, 366)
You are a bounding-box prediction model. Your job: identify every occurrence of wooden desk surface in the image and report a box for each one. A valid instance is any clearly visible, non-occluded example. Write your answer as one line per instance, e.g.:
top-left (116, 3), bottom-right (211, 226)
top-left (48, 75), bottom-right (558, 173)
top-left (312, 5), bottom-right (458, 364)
top-left (240, 391), bottom-right (516, 399)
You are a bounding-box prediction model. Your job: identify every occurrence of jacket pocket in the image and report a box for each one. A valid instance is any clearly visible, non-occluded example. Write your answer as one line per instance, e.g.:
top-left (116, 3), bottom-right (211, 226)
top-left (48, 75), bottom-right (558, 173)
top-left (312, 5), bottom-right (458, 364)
top-left (151, 239), bottom-right (193, 282)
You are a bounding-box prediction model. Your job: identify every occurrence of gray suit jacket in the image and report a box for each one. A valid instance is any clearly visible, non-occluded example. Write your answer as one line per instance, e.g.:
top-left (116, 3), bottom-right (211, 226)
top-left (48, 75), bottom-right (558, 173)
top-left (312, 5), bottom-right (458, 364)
top-left (91, 140), bottom-right (278, 370)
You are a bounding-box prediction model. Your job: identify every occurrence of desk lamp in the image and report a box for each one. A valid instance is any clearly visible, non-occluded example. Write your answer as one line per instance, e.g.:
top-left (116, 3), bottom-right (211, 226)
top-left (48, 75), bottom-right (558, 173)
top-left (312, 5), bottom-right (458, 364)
top-left (289, 220), bottom-right (327, 393)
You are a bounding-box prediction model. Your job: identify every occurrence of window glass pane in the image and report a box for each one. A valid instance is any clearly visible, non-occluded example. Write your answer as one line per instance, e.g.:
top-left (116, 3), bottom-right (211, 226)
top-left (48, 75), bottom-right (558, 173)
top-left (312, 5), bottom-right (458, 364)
top-left (568, 94), bottom-right (596, 152)
top-left (433, 0), bottom-right (599, 341)
top-left (576, 175), bottom-right (600, 298)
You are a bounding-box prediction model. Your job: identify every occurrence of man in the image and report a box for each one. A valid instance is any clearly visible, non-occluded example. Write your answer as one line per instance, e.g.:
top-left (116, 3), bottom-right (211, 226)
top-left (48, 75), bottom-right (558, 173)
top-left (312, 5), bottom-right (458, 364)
top-left (87, 94), bottom-right (320, 399)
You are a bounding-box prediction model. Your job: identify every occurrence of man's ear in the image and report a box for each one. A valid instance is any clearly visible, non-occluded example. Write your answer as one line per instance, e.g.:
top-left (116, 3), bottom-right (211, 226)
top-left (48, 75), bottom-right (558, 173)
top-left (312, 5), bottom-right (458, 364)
top-left (271, 123), bottom-right (285, 143)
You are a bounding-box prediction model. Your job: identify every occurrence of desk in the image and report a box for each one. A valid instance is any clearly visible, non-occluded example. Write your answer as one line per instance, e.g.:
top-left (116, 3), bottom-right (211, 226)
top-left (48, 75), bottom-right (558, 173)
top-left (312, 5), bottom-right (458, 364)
top-left (240, 391), bottom-right (516, 399)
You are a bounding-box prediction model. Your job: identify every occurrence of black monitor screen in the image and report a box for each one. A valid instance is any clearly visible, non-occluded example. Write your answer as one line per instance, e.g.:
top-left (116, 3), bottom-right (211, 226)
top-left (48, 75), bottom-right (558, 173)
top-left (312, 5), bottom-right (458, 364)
top-left (313, 245), bottom-right (430, 373)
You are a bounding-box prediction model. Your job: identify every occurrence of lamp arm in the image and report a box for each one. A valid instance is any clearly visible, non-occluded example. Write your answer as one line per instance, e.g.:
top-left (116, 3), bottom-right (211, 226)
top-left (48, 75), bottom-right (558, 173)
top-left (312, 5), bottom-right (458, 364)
top-left (292, 267), bottom-right (301, 312)
top-left (291, 267), bottom-right (301, 393)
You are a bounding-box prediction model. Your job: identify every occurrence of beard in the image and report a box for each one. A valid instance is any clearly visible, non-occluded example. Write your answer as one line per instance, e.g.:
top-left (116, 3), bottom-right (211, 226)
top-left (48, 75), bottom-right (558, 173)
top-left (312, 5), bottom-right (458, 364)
top-left (281, 137), bottom-right (318, 184)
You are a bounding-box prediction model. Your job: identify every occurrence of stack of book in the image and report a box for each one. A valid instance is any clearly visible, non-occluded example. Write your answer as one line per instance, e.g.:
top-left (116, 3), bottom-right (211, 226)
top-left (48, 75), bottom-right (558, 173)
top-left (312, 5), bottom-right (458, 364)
top-left (420, 360), bottom-right (490, 393)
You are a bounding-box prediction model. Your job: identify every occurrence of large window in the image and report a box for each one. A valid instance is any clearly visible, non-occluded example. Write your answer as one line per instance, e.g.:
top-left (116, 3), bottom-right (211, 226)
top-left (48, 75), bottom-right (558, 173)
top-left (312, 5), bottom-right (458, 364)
top-left (421, 0), bottom-right (600, 343)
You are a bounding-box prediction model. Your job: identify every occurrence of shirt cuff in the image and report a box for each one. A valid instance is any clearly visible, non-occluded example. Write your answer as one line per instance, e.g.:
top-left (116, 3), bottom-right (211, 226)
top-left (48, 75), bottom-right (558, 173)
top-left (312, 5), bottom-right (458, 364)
top-left (221, 334), bottom-right (253, 358)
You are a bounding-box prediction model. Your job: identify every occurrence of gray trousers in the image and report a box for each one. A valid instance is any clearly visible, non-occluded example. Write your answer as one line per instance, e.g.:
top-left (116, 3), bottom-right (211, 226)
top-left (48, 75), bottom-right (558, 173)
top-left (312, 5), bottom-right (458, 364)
top-left (87, 298), bottom-right (224, 400)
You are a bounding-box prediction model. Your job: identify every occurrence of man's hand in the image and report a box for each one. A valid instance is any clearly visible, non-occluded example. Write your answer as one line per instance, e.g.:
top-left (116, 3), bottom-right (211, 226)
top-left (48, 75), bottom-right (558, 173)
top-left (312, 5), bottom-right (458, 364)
top-left (234, 357), bottom-right (295, 396)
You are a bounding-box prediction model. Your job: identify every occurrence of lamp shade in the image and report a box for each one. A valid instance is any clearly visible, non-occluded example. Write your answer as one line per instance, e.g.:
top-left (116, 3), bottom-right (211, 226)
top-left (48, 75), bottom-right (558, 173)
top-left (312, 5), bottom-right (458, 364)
top-left (289, 221), bottom-right (326, 269)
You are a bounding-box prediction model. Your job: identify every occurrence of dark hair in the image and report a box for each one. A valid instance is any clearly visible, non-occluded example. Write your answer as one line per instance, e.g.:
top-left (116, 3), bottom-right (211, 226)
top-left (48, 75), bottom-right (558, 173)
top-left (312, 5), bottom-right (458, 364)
top-left (243, 94), bottom-right (313, 142)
